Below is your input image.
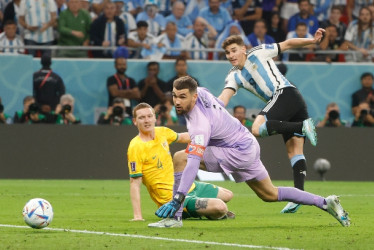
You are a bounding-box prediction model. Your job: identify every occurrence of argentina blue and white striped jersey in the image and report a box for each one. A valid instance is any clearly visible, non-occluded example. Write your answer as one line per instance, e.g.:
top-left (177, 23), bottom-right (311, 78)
top-left (224, 43), bottom-right (295, 102)
top-left (0, 33), bottom-right (24, 54)
top-left (184, 32), bottom-right (208, 60)
top-left (119, 12), bottom-right (137, 36)
top-left (19, 0), bottom-right (57, 43)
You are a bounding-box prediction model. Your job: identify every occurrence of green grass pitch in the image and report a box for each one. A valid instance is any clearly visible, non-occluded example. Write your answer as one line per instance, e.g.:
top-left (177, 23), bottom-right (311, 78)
top-left (0, 179), bottom-right (373, 249)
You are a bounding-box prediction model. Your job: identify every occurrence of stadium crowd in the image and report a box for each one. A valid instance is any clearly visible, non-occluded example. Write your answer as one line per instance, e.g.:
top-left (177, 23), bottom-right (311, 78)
top-left (0, 0), bottom-right (373, 62)
top-left (0, 0), bottom-right (373, 127)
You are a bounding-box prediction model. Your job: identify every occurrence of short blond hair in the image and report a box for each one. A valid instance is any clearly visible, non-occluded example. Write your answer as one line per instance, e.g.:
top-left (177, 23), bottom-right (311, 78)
top-left (132, 102), bottom-right (155, 118)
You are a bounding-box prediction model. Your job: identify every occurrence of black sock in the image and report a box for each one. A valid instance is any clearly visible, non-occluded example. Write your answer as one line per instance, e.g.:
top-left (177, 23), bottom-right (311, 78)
top-left (266, 120), bottom-right (303, 136)
top-left (292, 159), bottom-right (307, 190)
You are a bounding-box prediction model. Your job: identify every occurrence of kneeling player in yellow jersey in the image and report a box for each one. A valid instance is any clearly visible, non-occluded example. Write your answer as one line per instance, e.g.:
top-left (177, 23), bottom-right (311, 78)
top-left (128, 103), bottom-right (235, 227)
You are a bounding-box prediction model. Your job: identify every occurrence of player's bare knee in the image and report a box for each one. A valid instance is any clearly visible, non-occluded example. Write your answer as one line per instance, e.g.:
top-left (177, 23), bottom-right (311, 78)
top-left (173, 150), bottom-right (187, 172)
top-left (209, 199), bottom-right (228, 218)
top-left (215, 200), bottom-right (228, 216)
top-left (218, 188), bottom-right (234, 202)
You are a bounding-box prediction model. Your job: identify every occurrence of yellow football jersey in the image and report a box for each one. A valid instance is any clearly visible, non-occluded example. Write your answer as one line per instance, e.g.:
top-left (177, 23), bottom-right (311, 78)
top-left (127, 127), bottom-right (178, 206)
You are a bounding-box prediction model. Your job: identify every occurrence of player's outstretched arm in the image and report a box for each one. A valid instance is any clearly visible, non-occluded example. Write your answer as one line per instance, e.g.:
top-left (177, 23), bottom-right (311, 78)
top-left (279, 28), bottom-right (325, 52)
top-left (218, 88), bottom-right (235, 107)
top-left (130, 177), bottom-right (145, 221)
top-left (177, 132), bottom-right (191, 143)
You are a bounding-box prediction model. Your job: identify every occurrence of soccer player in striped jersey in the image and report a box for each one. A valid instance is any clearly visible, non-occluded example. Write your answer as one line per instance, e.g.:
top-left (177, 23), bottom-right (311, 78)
top-left (128, 103), bottom-right (235, 226)
top-left (218, 28), bottom-right (325, 214)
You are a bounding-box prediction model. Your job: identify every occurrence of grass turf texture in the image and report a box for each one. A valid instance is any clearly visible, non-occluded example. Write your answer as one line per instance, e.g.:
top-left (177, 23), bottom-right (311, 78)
top-left (0, 180), bottom-right (373, 249)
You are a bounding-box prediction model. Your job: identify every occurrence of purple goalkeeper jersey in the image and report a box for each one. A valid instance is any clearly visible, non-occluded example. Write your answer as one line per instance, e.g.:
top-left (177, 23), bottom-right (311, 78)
top-left (186, 87), bottom-right (254, 149)
top-left (177, 87), bottom-right (261, 195)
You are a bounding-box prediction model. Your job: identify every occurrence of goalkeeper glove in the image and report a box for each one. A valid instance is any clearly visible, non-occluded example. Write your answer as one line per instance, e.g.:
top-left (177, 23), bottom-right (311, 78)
top-left (156, 192), bottom-right (185, 218)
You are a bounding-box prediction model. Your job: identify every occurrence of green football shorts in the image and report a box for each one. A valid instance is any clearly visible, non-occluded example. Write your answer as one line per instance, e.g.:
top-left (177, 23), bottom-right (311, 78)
top-left (182, 181), bottom-right (219, 218)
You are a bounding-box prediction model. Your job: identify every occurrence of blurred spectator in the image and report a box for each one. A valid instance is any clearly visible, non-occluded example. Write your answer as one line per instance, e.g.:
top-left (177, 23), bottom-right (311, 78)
top-left (3, 0), bottom-right (22, 34)
top-left (351, 72), bottom-right (374, 127)
top-left (13, 96), bottom-right (35, 124)
top-left (91, 0), bottom-right (110, 16)
top-left (128, 20), bottom-right (155, 58)
top-left (113, 0), bottom-right (137, 38)
top-left (18, 0), bottom-right (57, 57)
top-left (346, 0), bottom-right (374, 23)
top-left (80, 0), bottom-right (97, 20)
top-left (262, 0), bottom-right (281, 21)
top-left (316, 102), bottom-right (347, 127)
top-left (198, 0), bottom-right (232, 36)
top-left (247, 19), bottom-right (275, 47)
top-left (233, 105), bottom-right (253, 127)
top-left (232, 0), bottom-right (262, 35)
top-left (368, 4), bottom-right (374, 22)
top-left (33, 54), bottom-right (65, 113)
top-left (184, 17), bottom-right (216, 60)
top-left (0, 97), bottom-right (11, 124)
top-left (0, 3), bottom-right (3, 30)
top-left (167, 56), bottom-right (198, 88)
top-left (158, 0), bottom-right (173, 16)
top-left (214, 21), bottom-right (251, 60)
top-left (136, 0), bottom-right (166, 36)
top-left (284, 22), bottom-right (314, 61)
top-left (0, 20), bottom-right (24, 54)
top-left (58, 0), bottom-right (91, 57)
top-left (287, 0), bottom-right (319, 35)
top-left (56, 0), bottom-right (67, 16)
top-left (351, 102), bottom-right (374, 127)
top-left (154, 97), bottom-right (179, 125)
top-left (138, 61), bottom-right (168, 107)
top-left (316, 24), bottom-right (342, 62)
top-left (280, 0), bottom-right (300, 32)
top-left (185, 0), bottom-right (208, 23)
top-left (267, 12), bottom-right (286, 43)
top-left (13, 100), bottom-right (55, 124)
top-left (55, 94), bottom-right (81, 124)
top-left (125, 0), bottom-right (144, 17)
top-left (310, 0), bottom-right (333, 23)
top-left (220, 0), bottom-right (233, 16)
top-left (90, 1), bottom-right (126, 58)
top-left (155, 21), bottom-right (187, 59)
top-left (341, 7), bottom-right (374, 62)
top-left (320, 5), bottom-right (347, 44)
top-left (107, 57), bottom-right (140, 118)
top-left (97, 97), bottom-right (132, 125)
top-left (331, 0), bottom-right (346, 11)
top-left (165, 1), bottom-right (193, 36)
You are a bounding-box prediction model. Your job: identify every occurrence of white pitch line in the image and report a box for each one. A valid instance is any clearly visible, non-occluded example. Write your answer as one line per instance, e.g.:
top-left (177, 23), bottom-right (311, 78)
top-left (0, 224), bottom-right (300, 250)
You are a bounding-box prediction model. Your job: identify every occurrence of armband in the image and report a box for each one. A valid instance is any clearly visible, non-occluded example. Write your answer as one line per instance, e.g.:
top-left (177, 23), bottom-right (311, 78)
top-left (185, 143), bottom-right (205, 158)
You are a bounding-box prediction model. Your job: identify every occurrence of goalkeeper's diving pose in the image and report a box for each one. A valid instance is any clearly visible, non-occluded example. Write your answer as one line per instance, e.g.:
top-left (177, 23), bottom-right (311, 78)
top-left (153, 76), bottom-right (350, 228)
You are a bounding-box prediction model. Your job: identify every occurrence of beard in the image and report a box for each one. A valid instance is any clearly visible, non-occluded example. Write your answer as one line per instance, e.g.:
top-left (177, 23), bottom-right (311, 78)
top-left (175, 103), bottom-right (192, 115)
top-left (117, 68), bottom-right (126, 75)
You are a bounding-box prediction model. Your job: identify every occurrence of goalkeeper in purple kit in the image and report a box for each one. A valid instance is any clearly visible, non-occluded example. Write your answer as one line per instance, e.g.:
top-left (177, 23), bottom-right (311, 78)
top-left (151, 76), bottom-right (350, 228)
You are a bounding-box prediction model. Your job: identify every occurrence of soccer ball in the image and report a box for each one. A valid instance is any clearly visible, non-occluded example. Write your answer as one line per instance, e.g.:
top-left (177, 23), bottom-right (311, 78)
top-left (313, 158), bottom-right (331, 172)
top-left (22, 198), bottom-right (53, 229)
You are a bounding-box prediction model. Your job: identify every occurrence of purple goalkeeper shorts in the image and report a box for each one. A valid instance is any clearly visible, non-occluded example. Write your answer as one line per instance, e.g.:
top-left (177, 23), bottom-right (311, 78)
top-left (202, 136), bottom-right (269, 183)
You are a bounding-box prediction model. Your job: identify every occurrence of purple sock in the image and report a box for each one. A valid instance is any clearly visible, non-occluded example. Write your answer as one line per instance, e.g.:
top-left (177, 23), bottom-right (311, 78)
top-left (278, 186), bottom-right (326, 210)
top-left (173, 172), bottom-right (183, 219)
